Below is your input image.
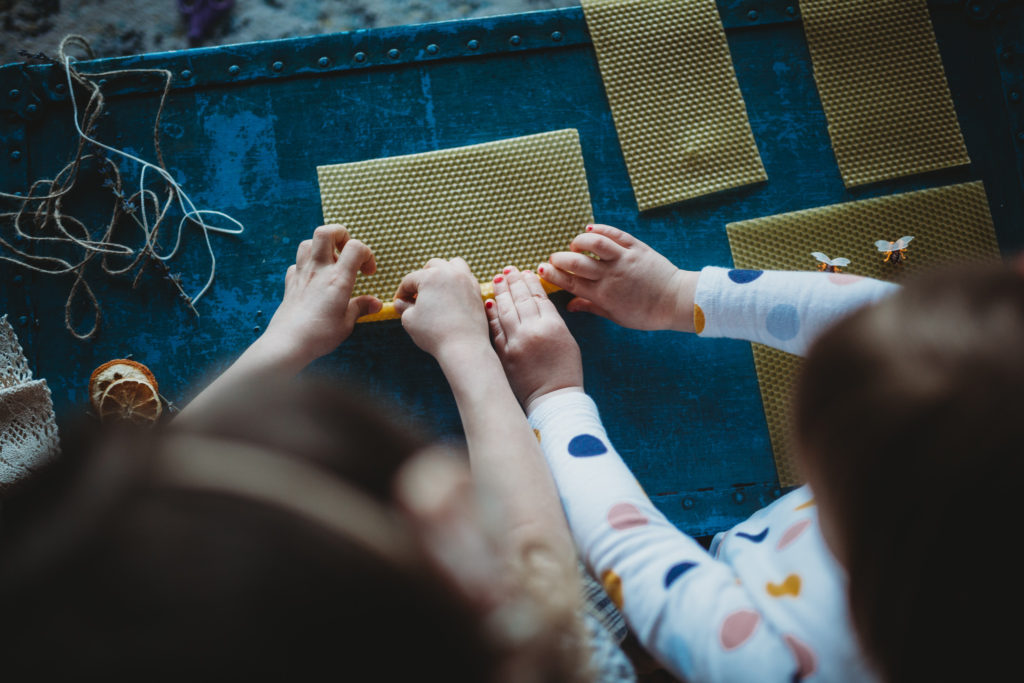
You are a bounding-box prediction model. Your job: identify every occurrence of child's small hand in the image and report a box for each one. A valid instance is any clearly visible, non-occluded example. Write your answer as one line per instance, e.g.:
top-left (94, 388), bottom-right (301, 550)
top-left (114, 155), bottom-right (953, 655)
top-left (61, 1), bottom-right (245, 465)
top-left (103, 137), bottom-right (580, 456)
top-left (394, 257), bottom-right (490, 360)
top-left (487, 267), bottom-right (583, 412)
top-left (538, 224), bottom-right (699, 332)
top-left (262, 224), bottom-right (381, 367)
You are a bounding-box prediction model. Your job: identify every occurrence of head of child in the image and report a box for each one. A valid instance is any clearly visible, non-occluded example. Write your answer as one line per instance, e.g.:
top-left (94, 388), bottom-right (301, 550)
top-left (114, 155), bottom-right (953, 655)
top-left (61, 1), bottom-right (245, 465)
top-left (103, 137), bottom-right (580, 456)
top-left (794, 261), bottom-right (1024, 682)
top-left (0, 379), bottom-right (584, 682)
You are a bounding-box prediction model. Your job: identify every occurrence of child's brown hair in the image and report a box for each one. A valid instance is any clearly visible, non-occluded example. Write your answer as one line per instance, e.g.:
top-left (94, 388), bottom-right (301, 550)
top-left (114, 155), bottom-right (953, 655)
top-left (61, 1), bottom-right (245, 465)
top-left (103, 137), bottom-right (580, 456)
top-left (795, 262), bottom-right (1024, 682)
top-left (0, 378), bottom-right (588, 682)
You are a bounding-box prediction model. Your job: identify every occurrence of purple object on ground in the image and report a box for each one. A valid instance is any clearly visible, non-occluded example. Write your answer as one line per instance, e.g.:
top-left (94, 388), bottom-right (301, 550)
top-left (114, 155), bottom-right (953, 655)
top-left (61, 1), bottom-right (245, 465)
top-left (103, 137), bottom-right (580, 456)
top-left (178, 0), bottom-right (235, 44)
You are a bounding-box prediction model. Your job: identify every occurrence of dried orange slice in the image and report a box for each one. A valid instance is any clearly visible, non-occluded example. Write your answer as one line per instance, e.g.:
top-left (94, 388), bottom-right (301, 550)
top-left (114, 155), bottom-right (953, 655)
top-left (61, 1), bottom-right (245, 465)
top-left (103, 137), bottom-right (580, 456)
top-left (89, 359), bottom-right (158, 413)
top-left (97, 378), bottom-right (163, 425)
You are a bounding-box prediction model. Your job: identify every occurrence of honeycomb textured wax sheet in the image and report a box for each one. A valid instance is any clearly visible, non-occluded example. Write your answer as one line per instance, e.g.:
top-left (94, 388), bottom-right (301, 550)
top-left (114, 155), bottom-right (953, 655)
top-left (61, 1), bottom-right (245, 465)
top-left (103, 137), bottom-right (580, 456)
top-left (317, 129), bottom-right (595, 313)
top-left (727, 181), bottom-right (998, 486)
top-left (800, 0), bottom-right (970, 188)
top-left (581, 0), bottom-right (766, 211)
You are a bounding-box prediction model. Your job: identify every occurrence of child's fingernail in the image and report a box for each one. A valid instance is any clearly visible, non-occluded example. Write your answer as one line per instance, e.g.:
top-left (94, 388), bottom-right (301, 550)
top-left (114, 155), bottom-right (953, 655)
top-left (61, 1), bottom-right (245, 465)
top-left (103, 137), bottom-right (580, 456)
top-left (537, 265), bottom-right (545, 274)
top-left (494, 275), bottom-right (503, 283)
top-left (524, 269), bottom-right (533, 275)
top-left (485, 300), bottom-right (494, 310)
top-left (503, 266), bottom-right (512, 274)
top-left (586, 225), bottom-right (594, 232)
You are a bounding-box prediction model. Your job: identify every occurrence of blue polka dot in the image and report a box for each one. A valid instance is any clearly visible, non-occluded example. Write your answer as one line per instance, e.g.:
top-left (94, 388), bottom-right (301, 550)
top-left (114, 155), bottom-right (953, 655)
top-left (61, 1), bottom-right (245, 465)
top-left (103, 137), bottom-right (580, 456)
top-left (766, 304), bottom-right (800, 341)
top-left (664, 561), bottom-right (697, 588)
top-left (728, 269), bottom-right (763, 284)
top-left (567, 434), bottom-right (607, 457)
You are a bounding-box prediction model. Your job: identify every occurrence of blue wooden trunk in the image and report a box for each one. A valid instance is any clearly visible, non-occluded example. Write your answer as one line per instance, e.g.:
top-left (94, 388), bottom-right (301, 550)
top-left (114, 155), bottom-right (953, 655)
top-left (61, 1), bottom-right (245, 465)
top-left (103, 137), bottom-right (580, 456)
top-left (2, 1), bottom-right (1023, 536)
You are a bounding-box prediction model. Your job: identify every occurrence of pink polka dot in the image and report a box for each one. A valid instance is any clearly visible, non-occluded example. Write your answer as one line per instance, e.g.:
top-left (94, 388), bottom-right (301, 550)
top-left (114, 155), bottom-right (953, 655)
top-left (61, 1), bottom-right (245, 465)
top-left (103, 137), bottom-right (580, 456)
top-left (720, 609), bottom-right (760, 650)
top-left (607, 502), bottom-right (649, 530)
top-left (776, 519), bottom-right (812, 551)
top-left (827, 273), bottom-right (863, 286)
top-left (784, 634), bottom-right (817, 679)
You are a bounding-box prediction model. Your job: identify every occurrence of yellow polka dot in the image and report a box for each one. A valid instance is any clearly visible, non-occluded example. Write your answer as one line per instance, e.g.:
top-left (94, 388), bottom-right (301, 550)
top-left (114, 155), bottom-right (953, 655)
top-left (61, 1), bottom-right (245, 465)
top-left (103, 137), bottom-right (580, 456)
top-left (795, 499), bottom-right (815, 511)
top-left (533, 429), bottom-right (541, 443)
top-left (766, 574), bottom-right (802, 598)
top-left (693, 303), bottom-right (706, 334)
top-left (601, 569), bottom-right (623, 609)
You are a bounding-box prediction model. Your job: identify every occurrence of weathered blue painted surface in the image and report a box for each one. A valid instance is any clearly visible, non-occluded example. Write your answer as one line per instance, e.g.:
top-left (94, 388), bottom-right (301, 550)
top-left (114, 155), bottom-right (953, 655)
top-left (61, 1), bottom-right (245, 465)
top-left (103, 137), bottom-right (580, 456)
top-left (1, 1), bottom-right (1022, 536)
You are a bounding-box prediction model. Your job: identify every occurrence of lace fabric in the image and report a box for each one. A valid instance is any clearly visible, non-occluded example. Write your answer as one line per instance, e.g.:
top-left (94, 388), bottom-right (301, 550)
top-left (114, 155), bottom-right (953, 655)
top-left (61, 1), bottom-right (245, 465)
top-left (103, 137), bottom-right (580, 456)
top-left (1, 316), bottom-right (60, 488)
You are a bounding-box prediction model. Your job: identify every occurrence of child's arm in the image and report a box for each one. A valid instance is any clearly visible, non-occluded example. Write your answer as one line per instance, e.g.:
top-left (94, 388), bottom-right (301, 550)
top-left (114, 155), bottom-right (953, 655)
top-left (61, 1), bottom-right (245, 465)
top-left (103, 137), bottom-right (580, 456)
top-left (540, 224), bottom-right (897, 356)
top-left (489, 269), bottom-right (807, 681)
top-left (690, 266), bottom-right (897, 356)
top-left (179, 224), bottom-right (381, 419)
top-left (394, 259), bottom-right (579, 601)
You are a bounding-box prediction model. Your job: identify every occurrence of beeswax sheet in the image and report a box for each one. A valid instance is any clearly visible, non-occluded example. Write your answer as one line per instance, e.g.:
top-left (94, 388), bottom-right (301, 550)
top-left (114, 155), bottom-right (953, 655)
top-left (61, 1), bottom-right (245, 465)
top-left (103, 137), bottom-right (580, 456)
top-left (581, 0), bottom-right (766, 210)
top-left (727, 181), bottom-right (998, 486)
top-left (318, 129), bottom-right (595, 302)
top-left (800, 0), bottom-right (970, 187)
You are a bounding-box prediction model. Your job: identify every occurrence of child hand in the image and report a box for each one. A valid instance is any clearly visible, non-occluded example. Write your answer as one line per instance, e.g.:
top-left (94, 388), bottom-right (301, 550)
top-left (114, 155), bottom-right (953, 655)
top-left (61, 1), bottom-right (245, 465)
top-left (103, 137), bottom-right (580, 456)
top-left (538, 224), bottom-right (699, 332)
top-left (394, 257), bottom-right (491, 361)
top-left (261, 224), bottom-right (381, 367)
top-left (487, 267), bottom-right (583, 412)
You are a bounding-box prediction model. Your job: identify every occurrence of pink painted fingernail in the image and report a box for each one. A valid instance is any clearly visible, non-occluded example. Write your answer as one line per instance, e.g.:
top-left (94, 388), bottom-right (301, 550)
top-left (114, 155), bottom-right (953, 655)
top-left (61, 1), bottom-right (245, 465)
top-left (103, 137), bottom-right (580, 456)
top-left (503, 266), bottom-right (513, 274)
top-left (538, 265), bottom-right (545, 274)
top-left (494, 275), bottom-right (504, 284)
top-left (485, 300), bottom-right (494, 310)
top-left (524, 269), bottom-right (533, 274)
top-left (586, 225), bottom-right (594, 232)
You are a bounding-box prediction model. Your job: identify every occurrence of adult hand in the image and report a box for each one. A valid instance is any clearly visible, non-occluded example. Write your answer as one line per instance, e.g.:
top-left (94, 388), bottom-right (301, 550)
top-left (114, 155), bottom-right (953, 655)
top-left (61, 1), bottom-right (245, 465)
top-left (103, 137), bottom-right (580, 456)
top-left (261, 224), bottom-right (381, 367)
top-left (487, 266), bottom-right (583, 413)
top-left (538, 224), bottom-right (699, 332)
top-left (394, 257), bottom-right (490, 362)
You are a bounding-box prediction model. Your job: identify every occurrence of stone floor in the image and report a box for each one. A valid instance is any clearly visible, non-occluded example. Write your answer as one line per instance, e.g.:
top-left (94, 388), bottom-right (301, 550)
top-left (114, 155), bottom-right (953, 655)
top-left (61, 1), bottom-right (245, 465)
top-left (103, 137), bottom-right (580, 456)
top-left (1, 0), bottom-right (575, 65)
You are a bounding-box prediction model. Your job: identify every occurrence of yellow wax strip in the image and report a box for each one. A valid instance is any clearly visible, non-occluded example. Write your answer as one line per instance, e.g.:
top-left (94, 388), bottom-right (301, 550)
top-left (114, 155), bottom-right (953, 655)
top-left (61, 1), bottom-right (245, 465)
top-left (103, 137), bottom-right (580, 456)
top-left (357, 278), bottom-right (561, 323)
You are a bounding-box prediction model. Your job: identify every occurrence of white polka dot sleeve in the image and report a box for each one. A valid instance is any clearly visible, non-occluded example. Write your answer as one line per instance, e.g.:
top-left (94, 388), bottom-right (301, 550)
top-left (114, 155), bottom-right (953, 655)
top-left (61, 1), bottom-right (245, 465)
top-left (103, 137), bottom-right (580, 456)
top-left (529, 391), bottom-right (802, 682)
top-left (693, 267), bottom-right (898, 356)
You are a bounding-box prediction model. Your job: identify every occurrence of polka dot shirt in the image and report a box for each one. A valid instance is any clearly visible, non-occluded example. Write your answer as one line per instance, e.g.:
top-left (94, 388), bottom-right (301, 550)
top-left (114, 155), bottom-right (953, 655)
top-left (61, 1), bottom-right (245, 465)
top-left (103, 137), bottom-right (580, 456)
top-left (528, 268), bottom-right (897, 682)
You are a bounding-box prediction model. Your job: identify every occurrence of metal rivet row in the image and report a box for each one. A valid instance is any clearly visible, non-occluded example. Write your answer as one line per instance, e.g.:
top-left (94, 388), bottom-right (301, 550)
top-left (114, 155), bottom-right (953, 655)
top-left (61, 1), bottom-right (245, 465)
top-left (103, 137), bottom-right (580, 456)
top-left (143, 29), bottom-right (580, 81)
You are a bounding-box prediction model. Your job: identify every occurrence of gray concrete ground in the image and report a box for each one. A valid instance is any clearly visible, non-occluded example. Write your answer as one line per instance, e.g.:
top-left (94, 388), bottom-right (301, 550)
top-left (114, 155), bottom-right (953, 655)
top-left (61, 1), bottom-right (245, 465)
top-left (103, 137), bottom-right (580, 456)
top-left (1, 0), bottom-right (575, 65)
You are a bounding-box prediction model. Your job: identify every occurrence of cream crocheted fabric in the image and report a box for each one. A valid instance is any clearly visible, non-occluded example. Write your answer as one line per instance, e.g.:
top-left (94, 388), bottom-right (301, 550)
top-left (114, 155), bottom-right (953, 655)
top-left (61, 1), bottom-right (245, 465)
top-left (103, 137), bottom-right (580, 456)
top-left (1, 315), bottom-right (59, 489)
